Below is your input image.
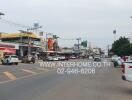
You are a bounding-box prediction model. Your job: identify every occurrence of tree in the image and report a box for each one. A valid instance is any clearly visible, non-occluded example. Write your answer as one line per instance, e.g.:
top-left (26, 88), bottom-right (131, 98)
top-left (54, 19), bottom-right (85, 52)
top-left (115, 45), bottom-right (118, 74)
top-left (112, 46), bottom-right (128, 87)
top-left (81, 41), bottom-right (87, 47)
top-left (110, 37), bottom-right (132, 56)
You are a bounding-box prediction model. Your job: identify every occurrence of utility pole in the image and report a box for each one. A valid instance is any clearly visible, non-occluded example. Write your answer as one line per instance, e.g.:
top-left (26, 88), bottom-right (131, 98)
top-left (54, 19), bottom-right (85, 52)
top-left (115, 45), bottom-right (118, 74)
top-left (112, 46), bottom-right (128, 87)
top-left (19, 29), bottom-right (32, 56)
top-left (27, 28), bottom-right (31, 55)
top-left (53, 35), bottom-right (59, 51)
top-left (18, 30), bottom-right (24, 57)
top-left (27, 24), bottom-right (42, 55)
top-left (76, 38), bottom-right (81, 51)
top-left (0, 12), bottom-right (5, 41)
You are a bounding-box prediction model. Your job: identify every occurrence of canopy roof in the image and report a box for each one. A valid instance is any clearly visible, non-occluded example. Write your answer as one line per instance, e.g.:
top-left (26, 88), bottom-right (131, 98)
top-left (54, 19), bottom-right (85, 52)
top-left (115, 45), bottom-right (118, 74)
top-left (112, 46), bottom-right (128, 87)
top-left (1, 33), bottom-right (40, 39)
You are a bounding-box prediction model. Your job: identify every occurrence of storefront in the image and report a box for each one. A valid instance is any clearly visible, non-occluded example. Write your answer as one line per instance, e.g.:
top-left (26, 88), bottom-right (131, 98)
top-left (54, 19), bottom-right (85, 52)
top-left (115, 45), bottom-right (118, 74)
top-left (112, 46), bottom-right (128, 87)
top-left (1, 33), bottom-right (41, 57)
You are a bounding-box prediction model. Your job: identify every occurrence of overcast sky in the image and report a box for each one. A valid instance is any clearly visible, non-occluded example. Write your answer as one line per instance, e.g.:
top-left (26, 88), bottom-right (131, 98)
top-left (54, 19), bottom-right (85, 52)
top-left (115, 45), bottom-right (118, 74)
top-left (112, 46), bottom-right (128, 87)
top-left (0, 0), bottom-right (132, 49)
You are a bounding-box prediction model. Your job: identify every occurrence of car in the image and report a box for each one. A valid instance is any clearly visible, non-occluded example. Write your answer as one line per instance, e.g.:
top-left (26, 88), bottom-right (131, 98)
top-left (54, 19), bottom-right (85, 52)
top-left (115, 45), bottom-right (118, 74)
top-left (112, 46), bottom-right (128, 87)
top-left (58, 56), bottom-right (66, 61)
top-left (89, 56), bottom-right (93, 60)
top-left (94, 56), bottom-right (101, 62)
top-left (113, 57), bottom-right (124, 68)
top-left (111, 55), bottom-right (118, 62)
top-left (70, 56), bottom-right (76, 59)
top-left (122, 55), bottom-right (132, 82)
top-left (47, 55), bottom-right (66, 61)
top-left (21, 55), bottom-right (35, 63)
top-left (47, 56), bottom-right (59, 61)
top-left (1, 55), bottom-right (19, 65)
top-left (122, 62), bottom-right (132, 82)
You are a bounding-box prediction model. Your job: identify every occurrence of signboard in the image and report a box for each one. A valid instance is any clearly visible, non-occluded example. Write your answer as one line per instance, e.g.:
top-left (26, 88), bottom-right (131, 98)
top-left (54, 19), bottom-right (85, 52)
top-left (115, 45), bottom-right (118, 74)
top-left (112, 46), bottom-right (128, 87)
top-left (48, 38), bottom-right (55, 51)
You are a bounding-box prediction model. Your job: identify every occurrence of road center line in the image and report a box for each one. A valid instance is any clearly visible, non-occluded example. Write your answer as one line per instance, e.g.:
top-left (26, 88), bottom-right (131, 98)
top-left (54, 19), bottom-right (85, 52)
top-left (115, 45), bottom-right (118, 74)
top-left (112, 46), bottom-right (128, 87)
top-left (35, 68), bottom-right (49, 72)
top-left (3, 71), bottom-right (16, 80)
top-left (21, 69), bottom-right (37, 74)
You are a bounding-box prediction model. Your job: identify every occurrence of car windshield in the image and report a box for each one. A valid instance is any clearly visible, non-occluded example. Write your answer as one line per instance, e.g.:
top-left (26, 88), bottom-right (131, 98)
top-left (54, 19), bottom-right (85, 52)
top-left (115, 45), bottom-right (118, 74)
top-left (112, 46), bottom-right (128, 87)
top-left (11, 56), bottom-right (17, 58)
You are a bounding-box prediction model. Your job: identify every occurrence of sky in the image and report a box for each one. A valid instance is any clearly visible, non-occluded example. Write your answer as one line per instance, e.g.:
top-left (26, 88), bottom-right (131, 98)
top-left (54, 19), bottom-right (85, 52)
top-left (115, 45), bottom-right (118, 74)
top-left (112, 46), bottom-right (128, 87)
top-left (0, 0), bottom-right (132, 49)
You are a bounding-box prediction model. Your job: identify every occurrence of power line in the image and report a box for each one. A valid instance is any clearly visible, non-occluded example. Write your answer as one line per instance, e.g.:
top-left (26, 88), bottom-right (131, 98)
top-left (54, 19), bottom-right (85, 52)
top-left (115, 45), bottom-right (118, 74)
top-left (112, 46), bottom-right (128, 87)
top-left (0, 18), bottom-right (31, 29)
top-left (58, 38), bottom-right (77, 40)
top-left (0, 18), bottom-right (44, 33)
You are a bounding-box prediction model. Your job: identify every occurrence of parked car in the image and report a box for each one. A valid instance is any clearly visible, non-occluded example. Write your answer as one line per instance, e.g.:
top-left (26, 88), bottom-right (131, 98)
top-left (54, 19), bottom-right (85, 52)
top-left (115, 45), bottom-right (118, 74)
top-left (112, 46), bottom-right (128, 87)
top-left (58, 56), bottom-right (66, 61)
top-left (122, 63), bottom-right (132, 82)
top-left (122, 55), bottom-right (132, 82)
top-left (1, 55), bottom-right (19, 65)
top-left (70, 56), bottom-right (76, 59)
top-left (47, 55), bottom-right (66, 61)
top-left (47, 56), bottom-right (59, 61)
top-left (21, 55), bottom-right (35, 63)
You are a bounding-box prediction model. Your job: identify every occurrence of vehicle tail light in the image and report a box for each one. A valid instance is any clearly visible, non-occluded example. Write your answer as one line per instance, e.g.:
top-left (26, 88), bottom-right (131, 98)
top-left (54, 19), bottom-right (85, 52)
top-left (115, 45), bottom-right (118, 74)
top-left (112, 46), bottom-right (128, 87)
top-left (128, 66), bottom-right (132, 68)
top-left (121, 64), bottom-right (125, 73)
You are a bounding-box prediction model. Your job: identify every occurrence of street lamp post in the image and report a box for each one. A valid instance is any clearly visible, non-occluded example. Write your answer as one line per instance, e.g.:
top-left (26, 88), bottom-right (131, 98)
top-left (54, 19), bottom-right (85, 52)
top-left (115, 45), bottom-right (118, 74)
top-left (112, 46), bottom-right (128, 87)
top-left (113, 30), bottom-right (116, 41)
top-left (0, 12), bottom-right (4, 19)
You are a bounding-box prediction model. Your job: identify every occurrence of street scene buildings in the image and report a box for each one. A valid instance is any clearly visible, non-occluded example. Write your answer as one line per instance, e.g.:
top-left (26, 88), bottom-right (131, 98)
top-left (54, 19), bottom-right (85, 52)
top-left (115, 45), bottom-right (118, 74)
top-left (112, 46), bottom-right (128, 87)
top-left (0, 31), bottom-right (103, 60)
top-left (0, 0), bottom-right (132, 100)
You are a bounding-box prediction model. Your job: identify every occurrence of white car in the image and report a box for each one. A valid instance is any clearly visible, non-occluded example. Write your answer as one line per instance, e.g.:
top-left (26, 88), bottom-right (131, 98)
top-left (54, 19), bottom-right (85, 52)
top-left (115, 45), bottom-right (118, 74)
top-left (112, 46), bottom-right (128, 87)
top-left (94, 56), bottom-right (101, 62)
top-left (47, 56), bottom-right (66, 61)
top-left (2, 55), bottom-right (19, 65)
top-left (122, 62), bottom-right (132, 82)
top-left (89, 56), bottom-right (93, 60)
top-left (70, 56), bottom-right (76, 59)
top-left (58, 56), bottom-right (65, 61)
top-left (111, 55), bottom-right (118, 62)
top-left (122, 56), bottom-right (132, 82)
top-left (113, 57), bottom-right (124, 68)
top-left (47, 56), bottom-right (59, 61)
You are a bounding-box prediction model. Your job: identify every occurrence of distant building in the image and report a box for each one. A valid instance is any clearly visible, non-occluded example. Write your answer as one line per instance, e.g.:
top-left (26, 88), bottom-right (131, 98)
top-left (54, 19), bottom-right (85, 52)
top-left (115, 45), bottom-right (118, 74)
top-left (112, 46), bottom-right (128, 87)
top-left (92, 48), bottom-right (101, 55)
top-left (0, 32), bottom-right (41, 57)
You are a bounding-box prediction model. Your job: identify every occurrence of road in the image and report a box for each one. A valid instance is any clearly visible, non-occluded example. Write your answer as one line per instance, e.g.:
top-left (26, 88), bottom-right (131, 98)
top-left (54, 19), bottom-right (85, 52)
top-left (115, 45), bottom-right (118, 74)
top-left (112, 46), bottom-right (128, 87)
top-left (0, 59), bottom-right (132, 100)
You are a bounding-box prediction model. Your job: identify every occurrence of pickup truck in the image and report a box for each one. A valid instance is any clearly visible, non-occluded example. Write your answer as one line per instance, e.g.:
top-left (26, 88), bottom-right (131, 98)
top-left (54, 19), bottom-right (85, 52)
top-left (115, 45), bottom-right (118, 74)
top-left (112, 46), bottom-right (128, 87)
top-left (122, 56), bottom-right (132, 82)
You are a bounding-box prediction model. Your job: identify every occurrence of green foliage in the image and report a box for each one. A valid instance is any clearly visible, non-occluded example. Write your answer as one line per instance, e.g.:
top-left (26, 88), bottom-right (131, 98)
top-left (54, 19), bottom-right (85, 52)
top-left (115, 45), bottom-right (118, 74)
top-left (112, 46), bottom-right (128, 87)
top-left (81, 41), bottom-right (87, 47)
top-left (110, 37), bottom-right (132, 56)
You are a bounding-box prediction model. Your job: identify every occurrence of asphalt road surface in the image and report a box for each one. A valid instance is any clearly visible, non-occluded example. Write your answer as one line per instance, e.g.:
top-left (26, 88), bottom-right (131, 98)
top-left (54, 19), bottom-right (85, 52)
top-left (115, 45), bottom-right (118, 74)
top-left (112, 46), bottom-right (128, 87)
top-left (0, 59), bottom-right (132, 100)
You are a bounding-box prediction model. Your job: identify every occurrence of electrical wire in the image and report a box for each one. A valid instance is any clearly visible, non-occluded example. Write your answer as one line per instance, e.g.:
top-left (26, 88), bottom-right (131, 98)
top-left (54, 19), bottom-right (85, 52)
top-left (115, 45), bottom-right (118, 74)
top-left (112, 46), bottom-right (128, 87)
top-left (0, 18), bottom-right (31, 29)
top-left (58, 38), bottom-right (77, 40)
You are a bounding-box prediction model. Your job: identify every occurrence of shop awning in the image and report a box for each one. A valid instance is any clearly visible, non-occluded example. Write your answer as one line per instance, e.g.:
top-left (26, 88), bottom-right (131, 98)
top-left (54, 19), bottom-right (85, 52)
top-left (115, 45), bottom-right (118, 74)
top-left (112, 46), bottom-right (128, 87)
top-left (0, 48), bottom-right (16, 54)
